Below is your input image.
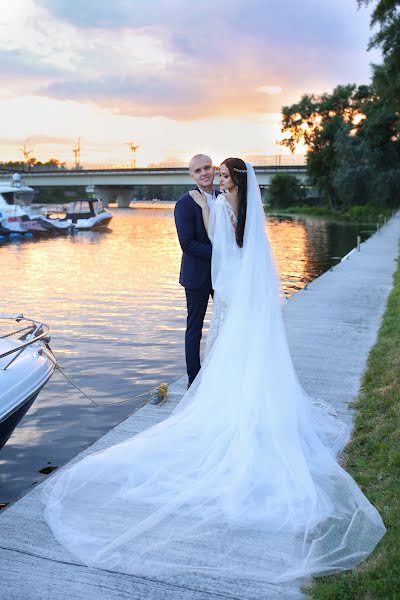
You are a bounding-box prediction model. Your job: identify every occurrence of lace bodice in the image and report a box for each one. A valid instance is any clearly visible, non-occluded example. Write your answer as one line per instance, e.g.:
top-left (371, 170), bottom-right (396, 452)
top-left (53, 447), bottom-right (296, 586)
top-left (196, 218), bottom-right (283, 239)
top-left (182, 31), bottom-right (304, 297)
top-left (216, 193), bottom-right (238, 231)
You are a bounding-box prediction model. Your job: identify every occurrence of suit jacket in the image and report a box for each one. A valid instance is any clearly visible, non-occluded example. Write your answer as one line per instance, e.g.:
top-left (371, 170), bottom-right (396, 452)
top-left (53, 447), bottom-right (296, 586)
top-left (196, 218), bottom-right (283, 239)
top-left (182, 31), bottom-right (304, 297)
top-left (174, 186), bottom-right (215, 289)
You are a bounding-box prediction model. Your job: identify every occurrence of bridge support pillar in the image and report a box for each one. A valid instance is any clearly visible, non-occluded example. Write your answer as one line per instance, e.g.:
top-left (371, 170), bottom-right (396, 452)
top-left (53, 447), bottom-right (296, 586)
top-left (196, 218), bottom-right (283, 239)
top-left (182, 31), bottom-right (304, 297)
top-left (260, 186), bottom-right (269, 204)
top-left (115, 189), bottom-right (133, 208)
top-left (93, 187), bottom-right (114, 207)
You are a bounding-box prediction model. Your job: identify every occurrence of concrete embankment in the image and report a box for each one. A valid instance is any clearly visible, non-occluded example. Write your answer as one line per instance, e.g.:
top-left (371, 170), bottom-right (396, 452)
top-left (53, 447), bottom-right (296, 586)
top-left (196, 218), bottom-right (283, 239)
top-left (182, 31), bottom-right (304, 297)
top-left (0, 213), bottom-right (399, 600)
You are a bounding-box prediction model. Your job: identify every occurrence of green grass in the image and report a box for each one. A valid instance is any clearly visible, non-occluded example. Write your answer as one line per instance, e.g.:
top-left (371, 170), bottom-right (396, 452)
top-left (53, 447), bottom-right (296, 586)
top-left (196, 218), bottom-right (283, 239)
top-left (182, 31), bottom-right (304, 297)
top-left (305, 252), bottom-right (400, 599)
top-left (265, 204), bottom-right (394, 223)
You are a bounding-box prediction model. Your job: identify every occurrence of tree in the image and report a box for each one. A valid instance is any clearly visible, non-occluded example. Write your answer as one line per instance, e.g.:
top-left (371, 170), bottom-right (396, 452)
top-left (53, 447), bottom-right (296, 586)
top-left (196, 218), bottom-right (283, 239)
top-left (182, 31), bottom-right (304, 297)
top-left (357, 1), bottom-right (400, 205)
top-left (280, 15), bottom-right (400, 211)
top-left (357, 1), bottom-right (400, 141)
top-left (0, 160), bottom-right (25, 171)
top-left (359, 98), bottom-right (400, 166)
top-left (358, 0), bottom-right (400, 73)
top-left (280, 84), bottom-right (373, 208)
top-left (268, 173), bottom-right (306, 208)
top-left (332, 125), bottom-right (376, 207)
top-left (0, 158), bottom-right (67, 171)
top-left (46, 158), bottom-right (67, 170)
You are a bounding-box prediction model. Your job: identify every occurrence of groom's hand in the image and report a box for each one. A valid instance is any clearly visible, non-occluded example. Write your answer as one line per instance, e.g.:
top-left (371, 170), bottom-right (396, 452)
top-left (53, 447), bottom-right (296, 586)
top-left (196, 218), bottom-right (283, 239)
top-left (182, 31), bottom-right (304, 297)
top-left (189, 190), bottom-right (207, 209)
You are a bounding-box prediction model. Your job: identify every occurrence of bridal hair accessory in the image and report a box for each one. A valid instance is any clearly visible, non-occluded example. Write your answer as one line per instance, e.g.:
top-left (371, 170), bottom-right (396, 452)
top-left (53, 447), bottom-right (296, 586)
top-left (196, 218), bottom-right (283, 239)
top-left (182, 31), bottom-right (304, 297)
top-left (233, 167), bottom-right (247, 173)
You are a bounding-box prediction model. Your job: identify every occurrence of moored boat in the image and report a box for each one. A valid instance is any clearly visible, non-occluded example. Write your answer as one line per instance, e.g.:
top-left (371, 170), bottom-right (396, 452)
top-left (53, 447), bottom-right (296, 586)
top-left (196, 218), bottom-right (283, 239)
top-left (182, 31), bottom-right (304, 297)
top-left (0, 316), bottom-right (56, 450)
top-left (0, 173), bottom-right (37, 235)
top-left (62, 198), bottom-right (113, 230)
top-left (0, 214), bottom-right (51, 235)
top-left (0, 173), bottom-right (74, 236)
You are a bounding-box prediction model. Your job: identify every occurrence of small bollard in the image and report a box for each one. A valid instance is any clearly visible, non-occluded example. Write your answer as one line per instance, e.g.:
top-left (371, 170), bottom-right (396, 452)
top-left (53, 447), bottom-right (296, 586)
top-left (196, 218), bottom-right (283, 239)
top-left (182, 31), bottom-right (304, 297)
top-left (357, 235), bottom-right (361, 251)
top-left (149, 383), bottom-right (169, 405)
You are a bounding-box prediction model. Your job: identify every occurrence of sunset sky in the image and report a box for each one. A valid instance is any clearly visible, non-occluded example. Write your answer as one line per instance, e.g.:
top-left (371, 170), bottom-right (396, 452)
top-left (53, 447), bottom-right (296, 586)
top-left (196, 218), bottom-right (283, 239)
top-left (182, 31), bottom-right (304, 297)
top-left (0, 0), bottom-right (381, 168)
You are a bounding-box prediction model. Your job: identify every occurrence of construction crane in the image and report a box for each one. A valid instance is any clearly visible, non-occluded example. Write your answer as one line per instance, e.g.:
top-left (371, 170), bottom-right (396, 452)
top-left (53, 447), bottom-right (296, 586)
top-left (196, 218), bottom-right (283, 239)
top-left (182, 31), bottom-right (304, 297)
top-left (19, 139), bottom-right (33, 165)
top-left (126, 142), bottom-right (139, 169)
top-left (73, 137), bottom-right (81, 169)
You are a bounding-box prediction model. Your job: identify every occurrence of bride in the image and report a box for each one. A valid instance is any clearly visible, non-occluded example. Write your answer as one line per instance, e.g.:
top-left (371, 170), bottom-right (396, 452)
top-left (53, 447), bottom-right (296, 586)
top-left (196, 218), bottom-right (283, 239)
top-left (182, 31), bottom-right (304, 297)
top-left (41, 159), bottom-right (385, 583)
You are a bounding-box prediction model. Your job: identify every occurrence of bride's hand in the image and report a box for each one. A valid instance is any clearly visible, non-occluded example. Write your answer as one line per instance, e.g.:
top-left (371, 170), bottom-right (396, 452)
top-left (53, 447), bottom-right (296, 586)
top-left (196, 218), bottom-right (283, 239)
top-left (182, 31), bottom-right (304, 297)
top-left (221, 190), bottom-right (234, 203)
top-left (189, 190), bottom-right (208, 209)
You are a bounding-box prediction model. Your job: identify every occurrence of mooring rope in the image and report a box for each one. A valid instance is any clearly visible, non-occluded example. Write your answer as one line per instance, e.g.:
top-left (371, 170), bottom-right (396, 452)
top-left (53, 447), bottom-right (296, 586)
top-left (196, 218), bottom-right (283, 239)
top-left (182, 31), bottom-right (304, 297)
top-left (53, 358), bottom-right (168, 407)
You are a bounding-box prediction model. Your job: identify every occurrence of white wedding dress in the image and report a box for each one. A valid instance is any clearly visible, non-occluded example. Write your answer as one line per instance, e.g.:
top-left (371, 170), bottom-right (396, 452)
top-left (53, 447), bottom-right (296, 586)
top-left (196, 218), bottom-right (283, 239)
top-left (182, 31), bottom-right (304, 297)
top-left (41, 164), bottom-right (385, 584)
top-left (205, 192), bottom-right (242, 355)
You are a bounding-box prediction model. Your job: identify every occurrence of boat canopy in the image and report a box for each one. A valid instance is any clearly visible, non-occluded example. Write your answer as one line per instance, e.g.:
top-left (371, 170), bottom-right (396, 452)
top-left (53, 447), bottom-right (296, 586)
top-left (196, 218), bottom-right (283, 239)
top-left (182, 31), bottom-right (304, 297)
top-left (66, 199), bottom-right (104, 216)
top-left (0, 185), bottom-right (35, 205)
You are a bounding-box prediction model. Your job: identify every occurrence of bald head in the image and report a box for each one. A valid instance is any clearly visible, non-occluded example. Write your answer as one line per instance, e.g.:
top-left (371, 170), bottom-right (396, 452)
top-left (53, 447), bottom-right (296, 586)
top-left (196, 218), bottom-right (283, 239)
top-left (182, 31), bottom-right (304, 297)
top-left (189, 154), bottom-right (215, 193)
top-left (189, 154), bottom-right (212, 171)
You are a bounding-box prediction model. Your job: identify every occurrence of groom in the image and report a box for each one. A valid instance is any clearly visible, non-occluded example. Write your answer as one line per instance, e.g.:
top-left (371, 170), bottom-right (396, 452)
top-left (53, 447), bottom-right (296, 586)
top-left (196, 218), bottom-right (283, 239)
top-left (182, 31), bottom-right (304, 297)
top-left (174, 154), bottom-right (217, 388)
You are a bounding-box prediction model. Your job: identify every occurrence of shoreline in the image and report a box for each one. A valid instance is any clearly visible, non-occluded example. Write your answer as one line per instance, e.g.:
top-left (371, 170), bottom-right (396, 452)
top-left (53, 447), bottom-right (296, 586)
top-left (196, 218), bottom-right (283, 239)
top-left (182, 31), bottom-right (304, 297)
top-left (265, 205), bottom-right (394, 224)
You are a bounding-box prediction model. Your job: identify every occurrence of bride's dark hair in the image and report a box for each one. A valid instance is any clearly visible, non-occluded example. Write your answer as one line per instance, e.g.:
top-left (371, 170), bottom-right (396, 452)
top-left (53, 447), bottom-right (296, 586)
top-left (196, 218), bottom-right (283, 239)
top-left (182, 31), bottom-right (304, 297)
top-left (220, 157), bottom-right (247, 248)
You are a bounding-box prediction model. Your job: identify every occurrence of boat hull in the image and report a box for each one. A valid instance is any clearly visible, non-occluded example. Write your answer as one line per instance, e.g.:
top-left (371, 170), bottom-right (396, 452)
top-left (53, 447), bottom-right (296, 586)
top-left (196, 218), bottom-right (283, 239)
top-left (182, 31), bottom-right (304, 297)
top-left (75, 216), bottom-right (113, 230)
top-left (38, 217), bottom-right (74, 233)
top-left (0, 335), bottom-right (55, 450)
top-left (0, 217), bottom-right (49, 235)
top-left (0, 386), bottom-right (42, 449)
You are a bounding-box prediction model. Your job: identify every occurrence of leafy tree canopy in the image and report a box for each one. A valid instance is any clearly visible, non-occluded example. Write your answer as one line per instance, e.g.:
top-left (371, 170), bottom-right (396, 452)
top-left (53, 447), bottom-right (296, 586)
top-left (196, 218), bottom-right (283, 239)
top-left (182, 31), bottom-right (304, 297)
top-left (268, 173), bottom-right (306, 209)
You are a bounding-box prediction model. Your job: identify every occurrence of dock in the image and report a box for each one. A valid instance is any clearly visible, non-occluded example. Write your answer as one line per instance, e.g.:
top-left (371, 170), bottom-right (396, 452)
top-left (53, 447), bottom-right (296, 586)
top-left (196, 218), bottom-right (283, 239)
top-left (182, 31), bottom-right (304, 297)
top-left (1, 213), bottom-right (399, 600)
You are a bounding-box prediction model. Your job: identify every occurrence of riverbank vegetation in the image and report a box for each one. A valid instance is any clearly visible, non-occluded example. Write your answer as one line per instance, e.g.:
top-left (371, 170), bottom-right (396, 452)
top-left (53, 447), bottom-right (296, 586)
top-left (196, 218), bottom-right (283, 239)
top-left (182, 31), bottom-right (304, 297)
top-left (273, 0), bottom-right (399, 218)
top-left (301, 4), bottom-right (400, 594)
top-left (306, 244), bottom-right (400, 599)
top-left (265, 203), bottom-right (394, 223)
top-left (265, 172), bottom-right (394, 222)
top-left (0, 158), bottom-right (66, 171)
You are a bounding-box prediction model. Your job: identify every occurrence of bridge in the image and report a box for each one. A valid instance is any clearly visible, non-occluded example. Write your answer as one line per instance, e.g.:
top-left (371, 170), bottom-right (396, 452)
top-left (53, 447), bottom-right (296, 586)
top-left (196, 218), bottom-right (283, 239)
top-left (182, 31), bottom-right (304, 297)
top-left (18, 165), bottom-right (307, 207)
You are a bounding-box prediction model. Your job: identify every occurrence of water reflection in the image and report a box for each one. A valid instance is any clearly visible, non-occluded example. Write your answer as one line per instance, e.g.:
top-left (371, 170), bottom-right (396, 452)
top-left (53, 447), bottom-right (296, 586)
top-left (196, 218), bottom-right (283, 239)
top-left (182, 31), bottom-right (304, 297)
top-left (0, 209), bottom-right (364, 504)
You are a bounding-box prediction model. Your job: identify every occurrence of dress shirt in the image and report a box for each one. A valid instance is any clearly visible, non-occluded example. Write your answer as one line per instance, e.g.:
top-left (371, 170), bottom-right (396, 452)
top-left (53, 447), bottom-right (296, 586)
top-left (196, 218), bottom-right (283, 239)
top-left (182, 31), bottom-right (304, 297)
top-left (199, 188), bottom-right (217, 211)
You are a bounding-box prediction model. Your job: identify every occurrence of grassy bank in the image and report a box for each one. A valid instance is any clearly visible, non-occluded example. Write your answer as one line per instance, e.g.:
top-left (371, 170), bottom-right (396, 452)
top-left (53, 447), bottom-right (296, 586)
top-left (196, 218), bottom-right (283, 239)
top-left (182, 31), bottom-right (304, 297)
top-left (306, 249), bottom-right (400, 599)
top-left (265, 204), bottom-right (394, 223)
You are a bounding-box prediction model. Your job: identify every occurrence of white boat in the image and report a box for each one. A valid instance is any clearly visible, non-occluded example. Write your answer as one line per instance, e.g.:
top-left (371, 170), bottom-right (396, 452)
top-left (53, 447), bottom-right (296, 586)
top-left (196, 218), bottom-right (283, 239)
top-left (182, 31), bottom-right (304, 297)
top-left (0, 316), bottom-right (56, 449)
top-left (0, 173), bottom-right (73, 236)
top-left (63, 198), bottom-right (113, 230)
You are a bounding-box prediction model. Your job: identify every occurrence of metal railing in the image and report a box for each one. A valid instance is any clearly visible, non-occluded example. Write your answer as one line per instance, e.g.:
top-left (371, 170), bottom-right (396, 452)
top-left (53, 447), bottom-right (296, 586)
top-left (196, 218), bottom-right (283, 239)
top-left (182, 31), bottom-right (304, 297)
top-left (0, 155), bottom-right (307, 174)
top-left (0, 315), bottom-right (53, 370)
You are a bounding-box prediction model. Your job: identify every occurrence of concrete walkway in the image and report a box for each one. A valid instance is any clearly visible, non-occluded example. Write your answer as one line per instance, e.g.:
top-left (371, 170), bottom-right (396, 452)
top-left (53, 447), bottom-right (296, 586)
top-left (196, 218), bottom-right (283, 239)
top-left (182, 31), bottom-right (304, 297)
top-left (1, 214), bottom-right (399, 600)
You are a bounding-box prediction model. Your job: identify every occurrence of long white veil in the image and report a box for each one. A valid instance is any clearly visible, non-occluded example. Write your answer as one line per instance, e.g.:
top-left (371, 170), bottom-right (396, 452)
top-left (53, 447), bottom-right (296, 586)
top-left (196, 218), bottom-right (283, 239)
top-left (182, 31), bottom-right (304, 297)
top-left (41, 163), bottom-right (385, 583)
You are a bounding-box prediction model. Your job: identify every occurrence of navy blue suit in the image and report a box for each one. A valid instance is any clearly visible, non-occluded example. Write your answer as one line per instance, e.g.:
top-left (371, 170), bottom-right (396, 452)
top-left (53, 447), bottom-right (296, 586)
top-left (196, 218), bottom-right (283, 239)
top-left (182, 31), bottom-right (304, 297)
top-left (174, 187), bottom-right (213, 385)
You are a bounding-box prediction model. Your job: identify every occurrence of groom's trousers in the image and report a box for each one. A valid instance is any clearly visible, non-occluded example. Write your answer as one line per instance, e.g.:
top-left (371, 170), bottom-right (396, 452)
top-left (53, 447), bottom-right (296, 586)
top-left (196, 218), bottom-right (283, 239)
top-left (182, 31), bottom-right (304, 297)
top-left (185, 283), bottom-right (213, 385)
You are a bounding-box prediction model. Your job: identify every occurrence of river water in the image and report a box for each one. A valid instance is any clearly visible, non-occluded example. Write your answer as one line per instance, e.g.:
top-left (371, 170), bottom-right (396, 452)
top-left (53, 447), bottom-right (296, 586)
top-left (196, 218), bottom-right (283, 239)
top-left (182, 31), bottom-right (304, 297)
top-left (0, 208), bottom-right (366, 505)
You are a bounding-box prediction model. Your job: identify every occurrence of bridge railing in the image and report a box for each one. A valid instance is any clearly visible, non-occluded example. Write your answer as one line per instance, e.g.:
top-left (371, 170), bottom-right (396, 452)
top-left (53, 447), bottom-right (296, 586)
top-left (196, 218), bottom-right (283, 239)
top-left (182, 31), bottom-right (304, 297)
top-left (0, 155), bottom-right (306, 174)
